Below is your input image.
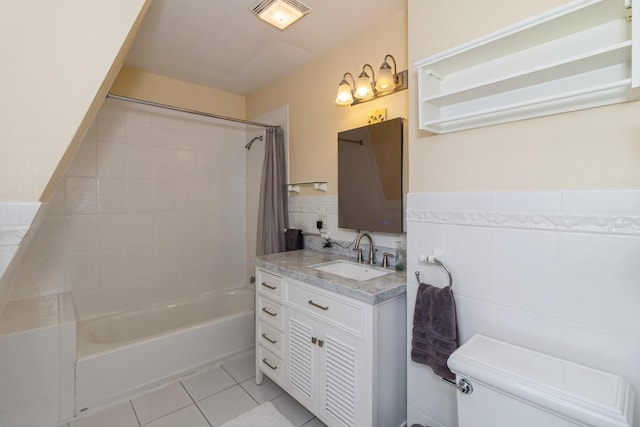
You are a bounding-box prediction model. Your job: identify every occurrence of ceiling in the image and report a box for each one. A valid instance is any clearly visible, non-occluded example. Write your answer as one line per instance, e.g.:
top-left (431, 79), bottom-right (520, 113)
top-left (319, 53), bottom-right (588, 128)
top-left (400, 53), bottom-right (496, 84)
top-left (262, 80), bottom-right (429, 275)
top-left (124, 0), bottom-right (407, 95)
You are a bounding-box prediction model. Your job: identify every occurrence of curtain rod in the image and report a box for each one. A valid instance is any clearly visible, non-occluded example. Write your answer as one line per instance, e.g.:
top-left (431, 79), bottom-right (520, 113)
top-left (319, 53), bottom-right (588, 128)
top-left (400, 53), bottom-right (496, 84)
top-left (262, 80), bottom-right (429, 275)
top-left (106, 93), bottom-right (277, 129)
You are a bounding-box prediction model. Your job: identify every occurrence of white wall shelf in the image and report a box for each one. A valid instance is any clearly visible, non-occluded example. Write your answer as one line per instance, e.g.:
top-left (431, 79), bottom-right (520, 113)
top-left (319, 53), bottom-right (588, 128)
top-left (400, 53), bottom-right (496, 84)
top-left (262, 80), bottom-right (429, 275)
top-left (416, 0), bottom-right (640, 134)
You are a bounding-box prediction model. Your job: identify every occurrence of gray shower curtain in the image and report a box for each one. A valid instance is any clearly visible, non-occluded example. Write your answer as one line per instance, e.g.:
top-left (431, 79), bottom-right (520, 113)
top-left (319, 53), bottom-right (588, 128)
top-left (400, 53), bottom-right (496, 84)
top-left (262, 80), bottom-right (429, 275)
top-left (256, 126), bottom-right (289, 255)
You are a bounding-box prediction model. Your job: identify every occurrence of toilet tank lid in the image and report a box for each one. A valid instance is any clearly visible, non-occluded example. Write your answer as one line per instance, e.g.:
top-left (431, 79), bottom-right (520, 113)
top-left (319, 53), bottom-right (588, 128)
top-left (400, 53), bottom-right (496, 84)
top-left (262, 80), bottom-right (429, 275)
top-left (448, 335), bottom-right (634, 427)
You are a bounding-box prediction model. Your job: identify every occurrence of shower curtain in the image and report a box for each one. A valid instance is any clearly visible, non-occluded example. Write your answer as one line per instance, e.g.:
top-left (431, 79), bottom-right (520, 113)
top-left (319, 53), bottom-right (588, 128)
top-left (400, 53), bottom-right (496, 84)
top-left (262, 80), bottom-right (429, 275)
top-left (256, 126), bottom-right (289, 255)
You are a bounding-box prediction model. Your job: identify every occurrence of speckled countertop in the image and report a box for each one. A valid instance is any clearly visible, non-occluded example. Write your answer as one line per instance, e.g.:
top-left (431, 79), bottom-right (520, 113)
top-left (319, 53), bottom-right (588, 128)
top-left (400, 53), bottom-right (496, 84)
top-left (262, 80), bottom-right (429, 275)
top-left (254, 249), bottom-right (406, 304)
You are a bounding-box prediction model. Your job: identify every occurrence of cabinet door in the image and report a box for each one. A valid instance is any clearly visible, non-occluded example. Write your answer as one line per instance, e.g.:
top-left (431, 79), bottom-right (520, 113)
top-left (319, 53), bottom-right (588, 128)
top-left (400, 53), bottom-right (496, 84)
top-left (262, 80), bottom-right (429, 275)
top-left (286, 308), bottom-right (317, 411)
top-left (321, 325), bottom-right (368, 427)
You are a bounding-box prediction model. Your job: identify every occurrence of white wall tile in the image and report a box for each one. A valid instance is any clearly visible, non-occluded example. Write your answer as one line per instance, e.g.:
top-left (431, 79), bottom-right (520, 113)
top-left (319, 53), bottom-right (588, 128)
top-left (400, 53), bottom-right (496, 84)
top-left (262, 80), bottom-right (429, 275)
top-left (152, 180), bottom-right (177, 212)
top-left (176, 150), bottom-right (198, 181)
top-left (407, 192), bottom-right (446, 210)
top-left (125, 213), bottom-right (153, 247)
top-left (454, 296), bottom-right (496, 344)
top-left (98, 249), bottom-right (127, 287)
top-left (152, 212), bottom-right (179, 245)
top-left (563, 189), bottom-right (640, 213)
top-left (445, 192), bottom-right (495, 211)
top-left (495, 306), bottom-right (563, 357)
top-left (97, 141), bottom-right (127, 178)
top-left (127, 144), bottom-right (153, 179)
top-left (97, 214), bottom-right (128, 250)
top-left (496, 191), bottom-right (562, 212)
top-left (151, 147), bottom-right (177, 180)
top-left (126, 247), bottom-right (153, 282)
top-left (445, 225), bottom-right (495, 301)
top-left (66, 253), bottom-right (99, 292)
top-left (495, 228), bottom-right (563, 317)
top-left (65, 177), bottom-right (98, 215)
top-left (127, 180), bottom-right (153, 213)
top-left (126, 109), bottom-right (151, 145)
top-left (98, 178), bottom-right (127, 213)
top-left (65, 216), bottom-right (99, 254)
top-left (562, 233), bottom-right (640, 336)
top-left (151, 114), bottom-right (177, 148)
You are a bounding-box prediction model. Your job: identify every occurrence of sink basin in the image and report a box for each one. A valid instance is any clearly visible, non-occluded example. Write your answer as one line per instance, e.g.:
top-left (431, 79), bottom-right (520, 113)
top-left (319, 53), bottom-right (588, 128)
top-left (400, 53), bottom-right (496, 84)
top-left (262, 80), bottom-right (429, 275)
top-left (312, 260), bottom-right (390, 281)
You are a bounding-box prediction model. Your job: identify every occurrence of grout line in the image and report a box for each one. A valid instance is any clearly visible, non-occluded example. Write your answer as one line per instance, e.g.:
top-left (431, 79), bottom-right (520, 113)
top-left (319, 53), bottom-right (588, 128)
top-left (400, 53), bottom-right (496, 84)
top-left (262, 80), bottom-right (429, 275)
top-left (129, 400), bottom-right (142, 426)
top-left (180, 382), bottom-right (213, 427)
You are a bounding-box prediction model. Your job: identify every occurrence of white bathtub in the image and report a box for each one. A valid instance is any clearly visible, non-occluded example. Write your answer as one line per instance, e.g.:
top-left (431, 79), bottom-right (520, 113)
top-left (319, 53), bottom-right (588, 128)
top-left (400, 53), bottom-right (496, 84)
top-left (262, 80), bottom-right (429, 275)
top-left (75, 287), bottom-right (255, 413)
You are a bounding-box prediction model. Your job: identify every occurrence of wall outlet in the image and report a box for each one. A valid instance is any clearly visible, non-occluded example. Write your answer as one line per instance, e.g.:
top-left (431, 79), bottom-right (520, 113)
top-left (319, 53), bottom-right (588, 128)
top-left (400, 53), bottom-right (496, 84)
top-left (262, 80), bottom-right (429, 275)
top-left (367, 108), bottom-right (387, 124)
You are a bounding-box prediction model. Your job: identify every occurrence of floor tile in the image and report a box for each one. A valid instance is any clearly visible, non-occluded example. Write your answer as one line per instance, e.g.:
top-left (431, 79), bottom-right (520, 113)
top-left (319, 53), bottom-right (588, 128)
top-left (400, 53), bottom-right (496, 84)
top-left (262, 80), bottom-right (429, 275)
top-left (239, 376), bottom-right (285, 404)
top-left (70, 401), bottom-right (138, 427)
top-left (144, 405), bottom-right (210, 427)
top-left (221, 352), bottom-right (255, 383)
top-left (197, 385), bottom-right (258, 426)
top-left (302, 417), bottom-right (328, 427)
top-left (182, 367), bottom-right (237, 401)
top-left (132, 382), bottom-right (193, 425)
top-left (272, 393), bottom-right (315, 427)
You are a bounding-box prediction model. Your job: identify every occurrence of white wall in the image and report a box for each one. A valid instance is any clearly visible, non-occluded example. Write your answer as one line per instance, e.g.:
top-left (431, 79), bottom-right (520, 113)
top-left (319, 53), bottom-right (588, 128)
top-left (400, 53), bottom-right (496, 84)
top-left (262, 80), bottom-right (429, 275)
top-left (406, 190), bottom-right (640, 427)
top-left (9, 98), bottom-right (248, 320)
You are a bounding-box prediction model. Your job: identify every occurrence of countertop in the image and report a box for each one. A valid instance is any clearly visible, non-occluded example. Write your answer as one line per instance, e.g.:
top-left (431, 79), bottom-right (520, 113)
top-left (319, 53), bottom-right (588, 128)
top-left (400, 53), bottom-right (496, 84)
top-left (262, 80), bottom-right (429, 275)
top-left (254, 249), bottom-right (407, 304)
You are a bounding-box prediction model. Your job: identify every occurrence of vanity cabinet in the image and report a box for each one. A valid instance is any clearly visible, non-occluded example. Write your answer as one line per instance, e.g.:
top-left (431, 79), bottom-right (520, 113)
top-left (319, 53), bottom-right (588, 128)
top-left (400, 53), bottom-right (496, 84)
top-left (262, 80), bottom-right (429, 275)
top-left (255, 268), bottom-right (406, 427)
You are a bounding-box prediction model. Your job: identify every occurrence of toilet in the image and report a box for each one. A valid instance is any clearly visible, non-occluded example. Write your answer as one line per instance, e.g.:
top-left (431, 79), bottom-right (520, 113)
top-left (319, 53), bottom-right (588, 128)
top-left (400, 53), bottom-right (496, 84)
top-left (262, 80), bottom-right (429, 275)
top-left (446, 335), bottom-right (634, 427)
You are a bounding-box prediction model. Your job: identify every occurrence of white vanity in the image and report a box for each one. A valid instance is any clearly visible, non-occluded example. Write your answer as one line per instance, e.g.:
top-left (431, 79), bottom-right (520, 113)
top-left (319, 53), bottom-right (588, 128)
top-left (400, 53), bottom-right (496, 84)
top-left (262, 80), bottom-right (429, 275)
top-left (254, 250), bottom-right (407, 427)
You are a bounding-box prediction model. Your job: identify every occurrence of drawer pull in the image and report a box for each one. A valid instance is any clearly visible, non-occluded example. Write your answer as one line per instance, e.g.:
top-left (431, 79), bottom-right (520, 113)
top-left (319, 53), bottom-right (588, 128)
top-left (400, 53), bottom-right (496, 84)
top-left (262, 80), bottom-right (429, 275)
top-left (308, 299), bottom-right (329, 311)
top-left (311, 337), bottom-right (317, 344)
top-left (262, 358), bottom-right (278, 370)
top-left (262, 307), bottom-right (277, 317)
top-left (318, 339), bottom-right (324, 348)
top-left (261, 282), bottom-right (277, 290)
top-left (262, 333), bottom-right (277, 344)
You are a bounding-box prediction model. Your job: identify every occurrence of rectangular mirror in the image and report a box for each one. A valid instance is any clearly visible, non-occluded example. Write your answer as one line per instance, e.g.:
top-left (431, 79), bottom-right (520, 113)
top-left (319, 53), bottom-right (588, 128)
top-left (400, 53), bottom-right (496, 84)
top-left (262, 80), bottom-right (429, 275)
top-left (338, 117), bottom-right (405, 233)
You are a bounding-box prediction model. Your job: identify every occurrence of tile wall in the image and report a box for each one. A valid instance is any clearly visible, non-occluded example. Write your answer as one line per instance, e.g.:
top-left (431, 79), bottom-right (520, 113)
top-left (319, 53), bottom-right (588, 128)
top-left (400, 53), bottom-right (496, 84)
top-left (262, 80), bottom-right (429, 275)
top-left (9, 98), bottom-right (248, 320)
top-left (406, 190), bottom-right (640, 427)
top-left (288, 194), bottom-right (406, 263)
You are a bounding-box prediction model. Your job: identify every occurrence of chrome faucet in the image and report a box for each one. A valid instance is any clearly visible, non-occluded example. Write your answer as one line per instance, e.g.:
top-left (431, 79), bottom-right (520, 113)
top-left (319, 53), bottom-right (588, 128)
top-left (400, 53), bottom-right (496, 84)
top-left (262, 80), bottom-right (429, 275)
top-left (354, 232), bottom-right (375, 265)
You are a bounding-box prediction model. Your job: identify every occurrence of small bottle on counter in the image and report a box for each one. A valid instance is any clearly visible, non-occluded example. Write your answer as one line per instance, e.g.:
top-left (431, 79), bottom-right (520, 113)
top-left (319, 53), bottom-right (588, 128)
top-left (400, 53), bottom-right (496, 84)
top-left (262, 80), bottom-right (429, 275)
top-left (395, 240), bottom-right (405, 271)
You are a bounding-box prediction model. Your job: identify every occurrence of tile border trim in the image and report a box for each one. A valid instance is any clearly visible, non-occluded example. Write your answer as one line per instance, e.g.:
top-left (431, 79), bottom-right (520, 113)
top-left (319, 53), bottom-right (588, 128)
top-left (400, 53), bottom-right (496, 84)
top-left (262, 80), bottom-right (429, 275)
top-left (406, 209), bottom-right (640, 235)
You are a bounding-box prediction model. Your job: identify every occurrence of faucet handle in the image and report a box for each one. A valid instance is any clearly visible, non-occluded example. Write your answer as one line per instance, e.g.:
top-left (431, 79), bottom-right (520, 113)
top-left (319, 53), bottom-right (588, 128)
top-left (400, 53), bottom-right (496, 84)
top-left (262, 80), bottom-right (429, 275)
top-left (382, 252), bottom-right (395, 268)
top-left (353, 247), bottom-right (363, 263)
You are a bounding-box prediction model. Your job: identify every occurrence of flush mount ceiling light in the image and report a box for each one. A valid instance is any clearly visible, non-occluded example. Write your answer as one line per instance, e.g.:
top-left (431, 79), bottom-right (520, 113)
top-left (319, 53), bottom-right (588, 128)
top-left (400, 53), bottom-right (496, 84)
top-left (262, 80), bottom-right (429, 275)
top-left (335, 54), bottom-right (408, 106)
top-left (250, 0), bottom-right (311, 30)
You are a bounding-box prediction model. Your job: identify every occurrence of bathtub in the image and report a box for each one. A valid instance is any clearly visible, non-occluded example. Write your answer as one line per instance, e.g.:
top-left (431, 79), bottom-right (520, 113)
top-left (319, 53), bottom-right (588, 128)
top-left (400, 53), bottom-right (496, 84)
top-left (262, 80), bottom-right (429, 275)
top-left (75, 287), bottom-right (255, 413)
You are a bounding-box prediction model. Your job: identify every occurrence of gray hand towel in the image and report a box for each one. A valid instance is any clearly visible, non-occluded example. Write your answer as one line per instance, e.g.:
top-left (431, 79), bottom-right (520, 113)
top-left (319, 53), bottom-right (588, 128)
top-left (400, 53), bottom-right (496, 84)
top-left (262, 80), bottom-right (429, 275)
top-left (411, 282), bottom-right (458, 380)
top-left (284, 228), bottom-right (304, 251)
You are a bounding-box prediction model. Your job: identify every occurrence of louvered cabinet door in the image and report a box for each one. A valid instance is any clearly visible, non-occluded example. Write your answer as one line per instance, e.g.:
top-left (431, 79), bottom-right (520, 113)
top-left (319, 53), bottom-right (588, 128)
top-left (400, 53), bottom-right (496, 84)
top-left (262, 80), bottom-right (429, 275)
top-left (286, 309), bottom-right (316, 411)
top-left (321, 326), bottom-right (368, 427)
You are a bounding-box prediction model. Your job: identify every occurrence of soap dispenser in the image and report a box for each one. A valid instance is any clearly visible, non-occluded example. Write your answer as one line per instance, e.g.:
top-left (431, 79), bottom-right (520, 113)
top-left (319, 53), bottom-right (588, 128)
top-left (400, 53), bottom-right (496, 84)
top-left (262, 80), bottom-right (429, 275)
top-left (394, 240), bottom-right (405, 271)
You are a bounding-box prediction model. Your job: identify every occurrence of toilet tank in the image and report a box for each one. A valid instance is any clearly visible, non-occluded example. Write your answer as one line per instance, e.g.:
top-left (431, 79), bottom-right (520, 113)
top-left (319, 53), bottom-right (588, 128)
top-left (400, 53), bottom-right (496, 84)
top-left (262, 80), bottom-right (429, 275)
top-left (448, 335), bottom-right (634, 427)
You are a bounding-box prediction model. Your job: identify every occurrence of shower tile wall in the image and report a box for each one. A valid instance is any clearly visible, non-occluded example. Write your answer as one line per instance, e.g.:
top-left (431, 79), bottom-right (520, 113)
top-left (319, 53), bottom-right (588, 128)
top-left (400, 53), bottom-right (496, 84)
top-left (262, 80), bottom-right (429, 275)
top-left (9, 98), bottom-right (247, 320)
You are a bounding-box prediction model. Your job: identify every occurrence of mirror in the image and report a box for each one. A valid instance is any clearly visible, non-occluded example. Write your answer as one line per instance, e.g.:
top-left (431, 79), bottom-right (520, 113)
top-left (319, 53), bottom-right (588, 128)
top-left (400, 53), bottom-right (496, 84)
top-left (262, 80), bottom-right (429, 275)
top-left (338, 118), bottom-right (405, 233)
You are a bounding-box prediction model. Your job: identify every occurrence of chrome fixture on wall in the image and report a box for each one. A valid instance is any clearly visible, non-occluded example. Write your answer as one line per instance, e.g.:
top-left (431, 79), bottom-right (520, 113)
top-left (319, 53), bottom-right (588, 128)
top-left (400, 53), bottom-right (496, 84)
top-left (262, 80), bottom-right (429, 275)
top-left (335, 54), bottom-right (408, 106)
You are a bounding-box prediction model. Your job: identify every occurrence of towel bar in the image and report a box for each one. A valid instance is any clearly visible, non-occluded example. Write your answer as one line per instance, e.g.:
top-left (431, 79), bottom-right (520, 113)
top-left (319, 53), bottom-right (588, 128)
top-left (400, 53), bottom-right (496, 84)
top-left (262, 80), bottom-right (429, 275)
top-left (416, 255), bottom-right (453, 288)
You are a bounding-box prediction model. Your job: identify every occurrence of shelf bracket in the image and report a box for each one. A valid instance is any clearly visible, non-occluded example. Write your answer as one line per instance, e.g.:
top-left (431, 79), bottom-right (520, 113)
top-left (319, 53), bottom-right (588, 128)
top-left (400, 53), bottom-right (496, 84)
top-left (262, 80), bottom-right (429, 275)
top-left (287, 185), bottom-right (301, 193)
top-left (425, 68), bottom-right (443, 80)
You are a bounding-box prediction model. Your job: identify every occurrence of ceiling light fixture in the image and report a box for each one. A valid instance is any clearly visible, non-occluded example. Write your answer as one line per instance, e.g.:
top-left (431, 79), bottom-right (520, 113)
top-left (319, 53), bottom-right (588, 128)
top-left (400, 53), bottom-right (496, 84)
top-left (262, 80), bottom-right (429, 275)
top-left (250, 0), bottom-right (311, 30)
top-left (335, 54), bottom-right (408, 106)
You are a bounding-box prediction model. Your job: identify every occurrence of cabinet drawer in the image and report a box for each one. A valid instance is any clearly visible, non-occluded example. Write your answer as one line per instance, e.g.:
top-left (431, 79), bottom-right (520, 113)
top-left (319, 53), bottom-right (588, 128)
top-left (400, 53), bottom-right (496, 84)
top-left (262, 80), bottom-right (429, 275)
top-left (257, 295), bottom-right (284, 329)
top-left (257, 270), bottom-right (284, 301)
top-left (287, 281), bottom-right (364, 336)
top-left (258, 321), bottom-right (284, 357)
top-left (257, 346), bottom-right (283, 384)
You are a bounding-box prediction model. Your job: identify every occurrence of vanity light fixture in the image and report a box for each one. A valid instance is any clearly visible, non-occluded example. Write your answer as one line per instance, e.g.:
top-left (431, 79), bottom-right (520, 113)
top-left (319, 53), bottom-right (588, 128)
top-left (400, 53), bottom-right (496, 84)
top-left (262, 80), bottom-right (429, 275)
top-left (250, 0), bottom-right (311, 30)
top-left (335, 54), bottom-right (408, 106)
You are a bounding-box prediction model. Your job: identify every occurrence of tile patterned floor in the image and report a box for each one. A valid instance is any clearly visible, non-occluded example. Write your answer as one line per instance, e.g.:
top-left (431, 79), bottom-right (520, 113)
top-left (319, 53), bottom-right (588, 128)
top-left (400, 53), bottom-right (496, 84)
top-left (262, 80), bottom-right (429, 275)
top-left (63, 352), bottom-right (327, 427)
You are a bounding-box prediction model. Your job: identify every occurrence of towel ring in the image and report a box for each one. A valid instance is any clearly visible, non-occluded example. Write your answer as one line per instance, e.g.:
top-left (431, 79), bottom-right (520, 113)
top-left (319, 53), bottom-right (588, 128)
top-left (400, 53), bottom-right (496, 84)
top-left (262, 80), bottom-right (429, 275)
top-left (415, 255), bottom-right (453, 288)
